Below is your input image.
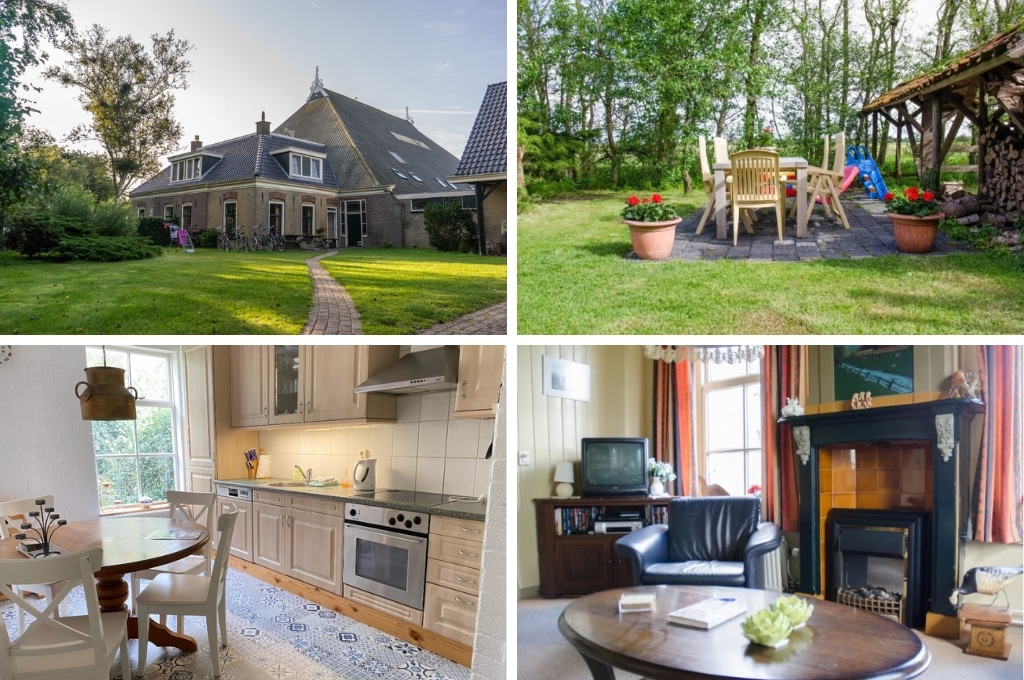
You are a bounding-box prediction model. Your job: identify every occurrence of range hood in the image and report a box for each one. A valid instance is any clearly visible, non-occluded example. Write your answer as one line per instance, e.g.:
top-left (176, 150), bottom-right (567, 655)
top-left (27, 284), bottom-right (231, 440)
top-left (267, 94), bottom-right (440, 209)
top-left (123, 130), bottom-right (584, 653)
top-left (354, 346), bottom-right (460, 395)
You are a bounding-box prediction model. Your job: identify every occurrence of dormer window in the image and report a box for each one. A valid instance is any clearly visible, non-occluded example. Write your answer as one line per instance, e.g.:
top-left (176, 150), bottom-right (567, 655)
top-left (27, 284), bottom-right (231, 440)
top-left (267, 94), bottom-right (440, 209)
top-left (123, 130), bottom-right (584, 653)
top-left (290, 153), bottom-right (322, 179)
top-left (171, 157), bottom-right (202, 182)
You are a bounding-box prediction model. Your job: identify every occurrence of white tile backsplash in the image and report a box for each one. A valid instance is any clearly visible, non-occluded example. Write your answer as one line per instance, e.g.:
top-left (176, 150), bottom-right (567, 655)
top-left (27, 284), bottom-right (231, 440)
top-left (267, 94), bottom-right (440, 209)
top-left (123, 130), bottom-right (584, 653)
top-left (257, 392), bottom-right (495, 496)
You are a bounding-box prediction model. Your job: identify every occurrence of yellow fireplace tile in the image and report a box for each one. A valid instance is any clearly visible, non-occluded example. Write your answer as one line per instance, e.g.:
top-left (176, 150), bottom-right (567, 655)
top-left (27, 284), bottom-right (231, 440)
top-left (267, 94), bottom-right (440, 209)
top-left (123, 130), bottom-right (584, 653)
top-left (819, 448), bottom-right (833, 470)
top-left (902, 446), bottom-right (926, 469)
top-left (859, 492), bottom-right (888, 509)
top-left (833, 493), bottom-right (856, 508)
top-left (878, 469), bottom-right (902, 492)
top-left (819, 494), bottom-right (833, 513)
top-left (856, 468), bottom-right (878, 492)
top-left (857, 447), bottom-right (879, 469)
top-left (833, 469), bottom-right (856, 493)
top-left (820, 473), bottom-right (833, 493)
top-left (902, 468), bottom-right (925, 494)
top-left (878, 451), bottom-right (902, 469)
top-left (834, 449), bottom-right (856, 470)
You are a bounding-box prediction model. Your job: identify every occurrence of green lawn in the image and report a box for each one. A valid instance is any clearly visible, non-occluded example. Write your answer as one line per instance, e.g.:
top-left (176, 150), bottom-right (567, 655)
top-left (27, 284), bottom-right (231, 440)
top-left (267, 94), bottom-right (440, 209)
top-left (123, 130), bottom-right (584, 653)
top-left (517, 193), bottom-right (1024, 334)
top-left (320, 248), bottom-right (507, 334)
top-left (0, 247), bottom-right (506, 335)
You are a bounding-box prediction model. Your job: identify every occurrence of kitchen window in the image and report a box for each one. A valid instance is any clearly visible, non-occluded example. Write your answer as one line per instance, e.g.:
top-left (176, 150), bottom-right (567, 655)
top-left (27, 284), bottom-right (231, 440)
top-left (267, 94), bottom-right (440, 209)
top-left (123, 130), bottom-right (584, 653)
top-left (696, 357), bottom-right (762, 496)
top-left (87, 347), bottom-right (181, 514)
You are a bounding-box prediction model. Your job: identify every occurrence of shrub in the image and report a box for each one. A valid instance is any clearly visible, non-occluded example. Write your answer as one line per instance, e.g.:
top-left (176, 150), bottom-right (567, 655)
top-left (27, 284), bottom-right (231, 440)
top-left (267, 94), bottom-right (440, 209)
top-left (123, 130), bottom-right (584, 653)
top-left (194, 228), bottom-right (220, 249)
top-left (92, 200), bottom-right (135, 237)
top-left (2, 213), bottom-right (88, 257)
top-left (47, 183), bottom-right (95, 222)
top-left (424, 201), bottom-right (478, 253)
top-left (48, 235), bottom-right (162, 262)
top-left (137, 216), bottom-right (172, 246)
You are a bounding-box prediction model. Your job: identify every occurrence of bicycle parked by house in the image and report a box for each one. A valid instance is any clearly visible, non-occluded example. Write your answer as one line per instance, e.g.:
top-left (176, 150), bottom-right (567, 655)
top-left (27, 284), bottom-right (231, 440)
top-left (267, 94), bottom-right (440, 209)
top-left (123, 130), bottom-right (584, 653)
top-left (216, 224), bottom-right (236, 252)
top-left (266, 224), bottom-right (286, 252)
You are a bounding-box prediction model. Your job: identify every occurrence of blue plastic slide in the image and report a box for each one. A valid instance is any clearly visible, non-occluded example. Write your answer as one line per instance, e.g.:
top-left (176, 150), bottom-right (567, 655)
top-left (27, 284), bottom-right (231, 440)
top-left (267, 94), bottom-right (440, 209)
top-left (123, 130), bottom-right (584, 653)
top-left (845, 145), bottom-right (890, 200)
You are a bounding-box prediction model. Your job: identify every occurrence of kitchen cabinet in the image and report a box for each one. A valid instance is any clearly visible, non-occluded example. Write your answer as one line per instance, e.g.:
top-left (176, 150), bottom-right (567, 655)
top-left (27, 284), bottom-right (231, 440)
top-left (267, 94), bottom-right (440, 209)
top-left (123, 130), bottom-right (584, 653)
top-left (253, 490), bottom-right (344, 594)
top-left (229, 345), bottom-right (399, 428)
top-left (216, 495), bottom-right (253, 562)
top-left (424, 516), bottom-right (484, 646)
top-left (452, 345), bottom-right (503, 419)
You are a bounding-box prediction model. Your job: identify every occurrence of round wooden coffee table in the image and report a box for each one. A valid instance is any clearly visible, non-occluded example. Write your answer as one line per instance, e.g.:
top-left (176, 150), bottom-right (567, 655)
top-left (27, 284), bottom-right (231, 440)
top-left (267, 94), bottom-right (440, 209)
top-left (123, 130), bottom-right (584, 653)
top-left (559, 585), bottom-right (930, 680)
top-left (0, 516), bottom-right (208, 651)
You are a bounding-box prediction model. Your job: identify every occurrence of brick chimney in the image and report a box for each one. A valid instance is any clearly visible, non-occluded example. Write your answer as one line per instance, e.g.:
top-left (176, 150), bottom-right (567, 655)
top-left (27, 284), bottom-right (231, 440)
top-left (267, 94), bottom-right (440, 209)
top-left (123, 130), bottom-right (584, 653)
top-left (256, 111), bottom-right (271, 136)
top-left (190, 135), bottom-right (202, 151)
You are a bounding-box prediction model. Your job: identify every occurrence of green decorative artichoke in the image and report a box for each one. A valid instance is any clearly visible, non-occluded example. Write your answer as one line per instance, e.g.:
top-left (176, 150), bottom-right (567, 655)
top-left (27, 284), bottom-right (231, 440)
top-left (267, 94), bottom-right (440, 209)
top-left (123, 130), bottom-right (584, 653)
top-left (741, 608), bottom-right (795, 647)
top-left (770, 595), bottom-right (814, 628)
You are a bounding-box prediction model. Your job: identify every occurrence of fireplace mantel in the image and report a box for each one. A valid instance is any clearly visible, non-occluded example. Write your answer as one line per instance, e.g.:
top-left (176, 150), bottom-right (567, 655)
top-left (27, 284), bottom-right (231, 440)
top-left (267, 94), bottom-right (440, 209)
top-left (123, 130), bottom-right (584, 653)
top-left (782, 398), bottom-right (984, 621)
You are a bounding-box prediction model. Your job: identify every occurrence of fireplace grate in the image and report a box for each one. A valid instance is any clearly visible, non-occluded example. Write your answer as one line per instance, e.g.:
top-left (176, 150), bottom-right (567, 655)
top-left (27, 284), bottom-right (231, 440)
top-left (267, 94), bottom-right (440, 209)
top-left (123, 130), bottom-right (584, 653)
top-left (838, 589), bottom-right (904, 621)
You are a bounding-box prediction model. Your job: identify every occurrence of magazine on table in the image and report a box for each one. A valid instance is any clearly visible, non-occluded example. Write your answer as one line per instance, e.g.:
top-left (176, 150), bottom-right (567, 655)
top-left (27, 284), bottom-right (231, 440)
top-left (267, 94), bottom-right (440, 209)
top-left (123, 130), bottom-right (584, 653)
top-left (668, 597), bottom-right (746, 629)
top-left (147, 529), bottom-right (203, 540)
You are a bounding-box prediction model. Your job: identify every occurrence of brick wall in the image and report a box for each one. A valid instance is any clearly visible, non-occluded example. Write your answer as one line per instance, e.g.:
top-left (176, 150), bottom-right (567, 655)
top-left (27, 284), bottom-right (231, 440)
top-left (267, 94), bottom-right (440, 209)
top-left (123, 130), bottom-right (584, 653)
top-left (364, 194), bottom-right (403, 247)
top-left (481, 181), bottom-right (507, 253)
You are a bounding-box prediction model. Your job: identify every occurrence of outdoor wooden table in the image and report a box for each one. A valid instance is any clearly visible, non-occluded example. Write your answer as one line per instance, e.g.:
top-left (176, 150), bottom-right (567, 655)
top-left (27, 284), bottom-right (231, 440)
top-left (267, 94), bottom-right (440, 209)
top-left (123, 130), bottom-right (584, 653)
top-left (559, 584), bottom-right (930, 680)
top-left (714, 156), bottom-right (809, 239)
top-left (0, 516), bottom-right (209, 652)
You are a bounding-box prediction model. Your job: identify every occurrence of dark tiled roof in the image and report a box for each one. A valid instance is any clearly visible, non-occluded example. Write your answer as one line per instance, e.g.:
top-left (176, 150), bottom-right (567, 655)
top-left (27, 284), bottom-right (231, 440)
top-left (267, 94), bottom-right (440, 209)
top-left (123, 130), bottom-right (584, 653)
top-left (862, 22), bottom-right (1023, 113)
top-left (275, 88), bottom-right (467, 196)
top-left (454, 82), bottom-right (506, 177)
top-left (131, 133), bottom-right (337, 196)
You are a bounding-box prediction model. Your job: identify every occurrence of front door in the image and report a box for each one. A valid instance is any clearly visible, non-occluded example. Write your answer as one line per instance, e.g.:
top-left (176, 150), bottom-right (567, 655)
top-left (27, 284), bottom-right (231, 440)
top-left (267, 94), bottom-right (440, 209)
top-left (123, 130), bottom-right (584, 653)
top-left (347, 212), bottom-right (362, 247)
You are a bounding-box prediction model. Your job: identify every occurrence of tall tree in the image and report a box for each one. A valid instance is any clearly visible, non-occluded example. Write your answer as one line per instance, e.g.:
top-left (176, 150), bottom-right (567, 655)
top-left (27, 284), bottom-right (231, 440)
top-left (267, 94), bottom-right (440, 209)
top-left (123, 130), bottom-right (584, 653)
top-left (44, 24), bottom-right (193, 200)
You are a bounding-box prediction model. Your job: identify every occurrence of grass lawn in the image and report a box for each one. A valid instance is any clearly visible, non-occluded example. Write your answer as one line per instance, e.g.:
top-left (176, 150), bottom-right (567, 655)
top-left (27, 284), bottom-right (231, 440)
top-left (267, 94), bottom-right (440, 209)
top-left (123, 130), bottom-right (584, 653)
top-left (0, 247), bottom-right (506, 335)
top-left (320, 248), bottom-right (507, 334)
top-left (517, 192), bottom-right (1024, 334)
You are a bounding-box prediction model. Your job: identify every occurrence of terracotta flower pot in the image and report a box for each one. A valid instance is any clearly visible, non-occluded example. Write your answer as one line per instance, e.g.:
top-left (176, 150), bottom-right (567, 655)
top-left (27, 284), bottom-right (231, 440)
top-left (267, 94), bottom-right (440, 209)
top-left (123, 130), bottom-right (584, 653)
top-left (889, 213), bottom-right (942, 253)
top-left (623, 219), bottom-right (681, 260)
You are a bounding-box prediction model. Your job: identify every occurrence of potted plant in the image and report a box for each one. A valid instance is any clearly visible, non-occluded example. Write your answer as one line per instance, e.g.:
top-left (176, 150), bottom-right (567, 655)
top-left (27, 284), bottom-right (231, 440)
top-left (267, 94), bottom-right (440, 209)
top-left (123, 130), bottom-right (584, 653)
top-left (883, 187), bottom-right (943, 253)
top-left (648, 457), bottom-right (677, 497)
top-left (620, 193), bottom-right (681, 260)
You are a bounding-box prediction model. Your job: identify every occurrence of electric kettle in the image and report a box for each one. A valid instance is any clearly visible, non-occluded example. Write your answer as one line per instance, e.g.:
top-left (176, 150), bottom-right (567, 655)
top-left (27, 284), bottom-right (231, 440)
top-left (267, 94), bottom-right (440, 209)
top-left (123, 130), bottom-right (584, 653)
top-left (353, 457), bottom-right (376, 491)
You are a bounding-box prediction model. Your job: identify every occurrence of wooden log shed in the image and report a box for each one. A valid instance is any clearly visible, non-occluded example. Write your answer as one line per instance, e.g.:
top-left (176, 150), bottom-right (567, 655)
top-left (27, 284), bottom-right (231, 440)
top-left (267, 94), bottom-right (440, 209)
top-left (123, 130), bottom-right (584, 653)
top-left (860, 22), bottom-right (1024, 214)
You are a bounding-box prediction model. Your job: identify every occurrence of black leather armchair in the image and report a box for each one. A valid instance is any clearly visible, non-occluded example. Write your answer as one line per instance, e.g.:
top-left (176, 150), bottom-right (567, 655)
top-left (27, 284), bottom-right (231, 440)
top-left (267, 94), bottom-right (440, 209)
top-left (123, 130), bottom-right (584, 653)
top-left (615, 496), bottom-right (782, 588)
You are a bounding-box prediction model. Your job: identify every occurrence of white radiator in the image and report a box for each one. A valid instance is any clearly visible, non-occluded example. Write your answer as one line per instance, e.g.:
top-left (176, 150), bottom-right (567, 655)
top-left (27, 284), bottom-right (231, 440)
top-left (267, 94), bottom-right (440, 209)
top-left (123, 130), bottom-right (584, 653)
top-left (759, 537), bottom-right (788, 592)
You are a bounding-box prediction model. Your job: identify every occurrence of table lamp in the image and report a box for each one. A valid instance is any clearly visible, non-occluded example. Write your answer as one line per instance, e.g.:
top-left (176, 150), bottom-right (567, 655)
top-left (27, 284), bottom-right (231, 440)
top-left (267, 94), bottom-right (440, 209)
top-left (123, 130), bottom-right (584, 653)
top-left (554, 461), bottom-right (575, 498)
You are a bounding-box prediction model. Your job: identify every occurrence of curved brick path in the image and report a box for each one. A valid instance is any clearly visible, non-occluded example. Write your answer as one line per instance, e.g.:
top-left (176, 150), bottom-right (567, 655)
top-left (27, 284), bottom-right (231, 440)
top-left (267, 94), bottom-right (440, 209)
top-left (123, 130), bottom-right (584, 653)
top-left (301, 251), bottom-right (507, 335)
top-left (301, 251), bottom-right (362, 335)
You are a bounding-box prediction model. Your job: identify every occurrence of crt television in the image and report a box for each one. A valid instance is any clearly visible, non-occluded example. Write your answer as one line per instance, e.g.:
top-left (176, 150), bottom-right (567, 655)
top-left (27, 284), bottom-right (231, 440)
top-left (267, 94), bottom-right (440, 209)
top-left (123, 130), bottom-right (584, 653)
top-left (580, 437), bottom-right (649, 498)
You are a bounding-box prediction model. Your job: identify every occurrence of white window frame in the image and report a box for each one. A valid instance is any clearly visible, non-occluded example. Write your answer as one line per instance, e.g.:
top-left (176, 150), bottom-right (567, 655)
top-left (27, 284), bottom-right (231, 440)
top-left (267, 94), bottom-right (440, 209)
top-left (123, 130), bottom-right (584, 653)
top-left (180, 204), bottom-right (192, 230)
top-left (137, 207), bottom-right (146, 218)
top-left (223, 201), bottom-right (237, 229)
top-left (326, 206), bottom-right (338, 242)
top-left (695, 359), bottom-right (762, 496)
top-left (87, 345), bottom-right (184, 516)
top-left (269, 201), bottom-right (284, 235)
top-left (301, 203), bottom-right (315, 236)
top-left (290, 153), bottom-right (322, 180)
top-left (171, 156), bottom-right (201, 183)
top-left (163, 205), bottom-right (174, 222)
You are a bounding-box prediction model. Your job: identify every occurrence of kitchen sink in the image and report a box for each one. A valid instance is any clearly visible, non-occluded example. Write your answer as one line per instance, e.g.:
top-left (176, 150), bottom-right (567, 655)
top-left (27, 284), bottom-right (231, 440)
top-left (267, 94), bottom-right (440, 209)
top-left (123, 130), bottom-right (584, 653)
top-left (269, 482), bottom-right (308, 487)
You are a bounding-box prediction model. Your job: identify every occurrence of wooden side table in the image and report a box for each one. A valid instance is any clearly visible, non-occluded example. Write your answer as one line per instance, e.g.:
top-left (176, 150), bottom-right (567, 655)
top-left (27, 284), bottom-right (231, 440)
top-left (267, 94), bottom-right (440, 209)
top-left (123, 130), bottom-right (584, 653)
top-left (960, 603), bottom-right (1012, 660)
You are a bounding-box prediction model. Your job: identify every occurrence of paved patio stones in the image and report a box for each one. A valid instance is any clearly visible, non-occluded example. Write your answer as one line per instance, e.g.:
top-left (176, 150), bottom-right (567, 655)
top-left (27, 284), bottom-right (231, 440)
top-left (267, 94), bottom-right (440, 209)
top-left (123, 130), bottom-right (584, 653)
top-left (635, 197), bottom-right (974, 262)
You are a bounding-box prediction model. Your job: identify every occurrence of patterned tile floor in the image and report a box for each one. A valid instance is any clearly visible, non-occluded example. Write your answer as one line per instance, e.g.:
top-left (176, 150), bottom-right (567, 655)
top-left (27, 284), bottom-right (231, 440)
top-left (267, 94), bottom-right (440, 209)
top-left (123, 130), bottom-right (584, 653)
top-left (1, 567), bottom-right (471, 680)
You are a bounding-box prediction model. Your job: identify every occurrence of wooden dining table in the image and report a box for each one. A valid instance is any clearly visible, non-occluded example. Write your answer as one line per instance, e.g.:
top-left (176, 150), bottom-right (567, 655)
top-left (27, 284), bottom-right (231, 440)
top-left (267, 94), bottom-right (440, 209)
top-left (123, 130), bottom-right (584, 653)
top-left (0, 516), bottom-right (209, 651)
top-left (713, 156), bottom-right (810, 240)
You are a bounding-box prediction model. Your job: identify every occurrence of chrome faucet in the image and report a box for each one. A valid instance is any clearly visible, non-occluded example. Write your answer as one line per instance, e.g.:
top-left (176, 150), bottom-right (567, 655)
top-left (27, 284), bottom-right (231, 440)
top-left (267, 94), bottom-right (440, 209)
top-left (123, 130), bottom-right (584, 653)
top-left (295, 465), bottom-right (312, 484)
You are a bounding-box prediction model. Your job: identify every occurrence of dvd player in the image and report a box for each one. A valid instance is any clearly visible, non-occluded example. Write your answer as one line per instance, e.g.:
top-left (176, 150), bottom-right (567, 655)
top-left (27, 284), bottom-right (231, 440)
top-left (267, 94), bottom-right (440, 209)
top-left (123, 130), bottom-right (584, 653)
top-left (594, 520), bottom-right (643, 534)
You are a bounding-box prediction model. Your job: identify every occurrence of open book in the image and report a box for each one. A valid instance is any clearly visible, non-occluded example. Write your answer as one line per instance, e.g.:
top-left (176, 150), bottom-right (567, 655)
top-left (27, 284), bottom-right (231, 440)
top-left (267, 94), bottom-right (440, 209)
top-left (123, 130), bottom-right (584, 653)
top-left (668, 597), bottom-right (746, 629)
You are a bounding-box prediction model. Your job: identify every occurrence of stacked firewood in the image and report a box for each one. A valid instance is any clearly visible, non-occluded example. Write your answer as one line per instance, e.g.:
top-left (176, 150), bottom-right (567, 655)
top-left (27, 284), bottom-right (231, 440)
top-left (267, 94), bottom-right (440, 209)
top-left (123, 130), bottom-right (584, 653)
top-left (978, 122), bottom-right (1024, 216)
top-left (940, 190), bottom-right (1022, 248)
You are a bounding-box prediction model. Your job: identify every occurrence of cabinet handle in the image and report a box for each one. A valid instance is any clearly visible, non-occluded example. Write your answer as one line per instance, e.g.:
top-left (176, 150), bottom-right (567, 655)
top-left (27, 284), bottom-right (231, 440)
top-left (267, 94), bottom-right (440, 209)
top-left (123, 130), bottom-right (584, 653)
top-left (286, 516), bottom-right (292, 528)
top-left (455, 576), bottom-right (477, 585)
top-left (306, 400), bottom-right (312, 413)
top-left (454, 595), bottom-right (475, 607)
top-left (459, 526), bottom-right (481, 534)
top-left (264, 406), bottom-right (268, 416)
top-left (458, 549), bottom-right (478, 558)
top-left (461, 380), bottom-right (467, 399)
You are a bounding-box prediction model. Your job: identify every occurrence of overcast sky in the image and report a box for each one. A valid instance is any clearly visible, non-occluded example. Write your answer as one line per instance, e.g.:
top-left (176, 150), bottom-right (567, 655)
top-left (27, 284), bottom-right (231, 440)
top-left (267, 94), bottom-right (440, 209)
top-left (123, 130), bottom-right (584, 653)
top-left (22, 0), bottom-right (507, 166)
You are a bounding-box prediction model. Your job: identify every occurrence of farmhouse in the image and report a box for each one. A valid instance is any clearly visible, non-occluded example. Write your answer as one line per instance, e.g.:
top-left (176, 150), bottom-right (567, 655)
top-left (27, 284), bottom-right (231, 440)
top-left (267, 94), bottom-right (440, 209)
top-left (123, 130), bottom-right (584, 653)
top-left (130, 72), bottom-right (473, 248)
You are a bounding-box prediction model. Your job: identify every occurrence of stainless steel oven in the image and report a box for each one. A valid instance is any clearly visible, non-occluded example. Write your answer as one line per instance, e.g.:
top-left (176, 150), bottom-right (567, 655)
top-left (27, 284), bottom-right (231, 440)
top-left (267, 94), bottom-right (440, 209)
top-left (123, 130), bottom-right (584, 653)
top-left (343, 504), bottom-right (429, 610)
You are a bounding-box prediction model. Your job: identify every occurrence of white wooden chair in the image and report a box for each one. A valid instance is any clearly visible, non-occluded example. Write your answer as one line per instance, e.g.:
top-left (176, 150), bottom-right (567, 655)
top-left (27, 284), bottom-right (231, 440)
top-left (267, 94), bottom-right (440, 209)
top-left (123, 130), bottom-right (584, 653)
top-left (0, 546), bottom-right (130, 680)
top-left (730, 150), bottom-right (786, 245)
top-left (137, 504), bottom-right (238, 679)
top-left (0, 496), bottom-right (66, 634)
top-left (131, 490), bottom-right (217, 631)
top-left (697, 135), bottom-right (752, 235)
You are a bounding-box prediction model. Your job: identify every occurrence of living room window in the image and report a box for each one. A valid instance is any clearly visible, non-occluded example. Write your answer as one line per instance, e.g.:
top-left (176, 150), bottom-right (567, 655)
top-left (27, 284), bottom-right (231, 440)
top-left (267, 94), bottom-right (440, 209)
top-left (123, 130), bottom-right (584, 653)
top-left (696, 358), bottom-right (762, 496)
top-left (269, 201), bottom-right (283, 234)
top-left (180, 204), bottom-right (192, 229)
top-left (87, 346), bottom-right (181, 514)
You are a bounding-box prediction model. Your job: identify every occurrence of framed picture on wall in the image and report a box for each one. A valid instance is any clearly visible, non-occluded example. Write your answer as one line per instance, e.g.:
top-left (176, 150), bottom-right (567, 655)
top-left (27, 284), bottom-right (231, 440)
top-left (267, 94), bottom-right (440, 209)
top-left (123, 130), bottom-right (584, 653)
top-left (542, 355), bottom-right (591, 402)
top-left (833, 345), bottom-right (914, 400)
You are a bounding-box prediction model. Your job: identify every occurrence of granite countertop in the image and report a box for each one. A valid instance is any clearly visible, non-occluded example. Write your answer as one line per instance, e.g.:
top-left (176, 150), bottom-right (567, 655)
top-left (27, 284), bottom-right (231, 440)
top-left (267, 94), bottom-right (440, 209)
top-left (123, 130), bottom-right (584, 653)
top-left (216, 478), bottom-right (486, 522)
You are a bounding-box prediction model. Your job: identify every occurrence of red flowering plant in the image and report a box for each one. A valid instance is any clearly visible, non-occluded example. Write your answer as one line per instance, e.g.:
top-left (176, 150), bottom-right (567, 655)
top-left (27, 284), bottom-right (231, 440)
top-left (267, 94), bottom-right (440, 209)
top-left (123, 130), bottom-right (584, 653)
top-left (620, 193), bottom-right (680, 222)
top-left (883, 187), bottom-right (942, 217)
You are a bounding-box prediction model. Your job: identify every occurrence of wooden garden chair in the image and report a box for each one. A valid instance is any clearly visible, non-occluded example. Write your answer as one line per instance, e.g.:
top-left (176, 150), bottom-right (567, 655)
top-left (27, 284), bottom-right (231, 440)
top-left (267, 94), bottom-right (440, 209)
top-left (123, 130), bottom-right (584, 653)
top-left (791, 132), bottom-right (851, 229)
top-left (730, 149), bottom-right (786, 245)
top-left (697, 135), bottom-right (752, 235)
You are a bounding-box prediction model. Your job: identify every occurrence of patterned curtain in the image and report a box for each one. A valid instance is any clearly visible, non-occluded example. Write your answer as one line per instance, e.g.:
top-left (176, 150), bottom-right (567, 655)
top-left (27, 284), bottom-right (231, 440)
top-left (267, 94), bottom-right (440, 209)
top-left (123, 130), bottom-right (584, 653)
top-left (651, 350), bottom-right (694, 497)
top-left (971, 345), bottom-right (1023, 544)
top-left (768, 345), bottom-right (807, 532)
